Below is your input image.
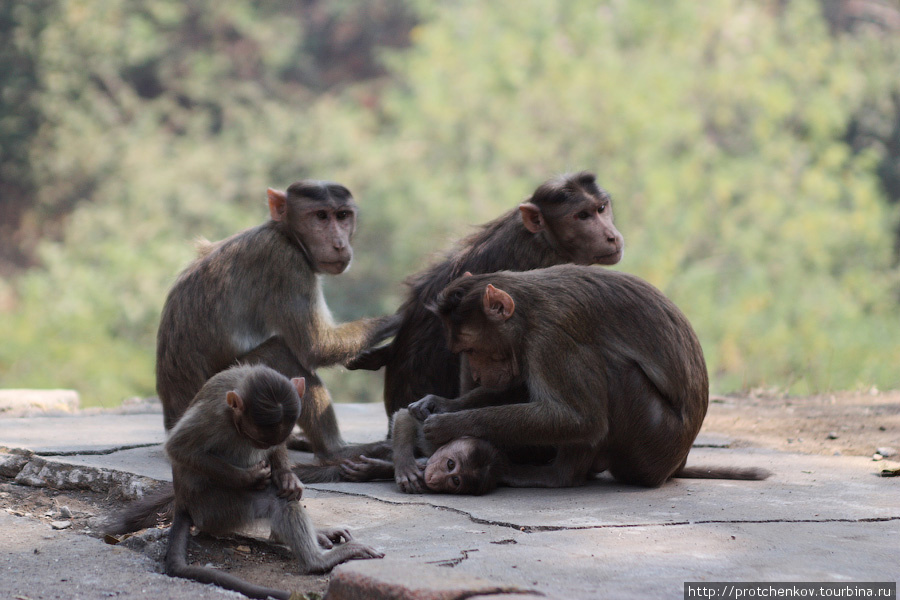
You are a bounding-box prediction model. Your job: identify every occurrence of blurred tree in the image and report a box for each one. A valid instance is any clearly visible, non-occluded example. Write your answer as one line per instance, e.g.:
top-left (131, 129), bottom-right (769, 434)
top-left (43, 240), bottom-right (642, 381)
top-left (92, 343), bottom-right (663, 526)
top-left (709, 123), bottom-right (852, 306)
top-left (1, 0), bottom-right (898, 405)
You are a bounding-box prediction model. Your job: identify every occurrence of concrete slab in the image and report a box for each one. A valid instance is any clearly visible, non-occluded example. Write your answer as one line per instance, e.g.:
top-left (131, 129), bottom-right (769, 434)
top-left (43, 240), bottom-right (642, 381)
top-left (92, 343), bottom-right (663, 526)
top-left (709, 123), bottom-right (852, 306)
top-left (0, 510), bottom-right (239, 599)
top-left (1, 405), bottom-right (898, 600)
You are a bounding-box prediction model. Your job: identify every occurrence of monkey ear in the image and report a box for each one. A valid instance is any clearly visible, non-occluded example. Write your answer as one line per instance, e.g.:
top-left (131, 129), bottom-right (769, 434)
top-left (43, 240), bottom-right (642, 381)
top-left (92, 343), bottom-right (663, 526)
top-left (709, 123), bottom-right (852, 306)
top-left (291, 377), bottom-right (306, 399)
top-left (483, 284), bottom-right (515, 321)
top-left (226, 390), bottom-right (245, 415)
top-left (463, 271), bottom-right (473, 277)
top-left (518, 202), bottom-right (544, 234)
top-left (267, 188), bottom-right (288, 222)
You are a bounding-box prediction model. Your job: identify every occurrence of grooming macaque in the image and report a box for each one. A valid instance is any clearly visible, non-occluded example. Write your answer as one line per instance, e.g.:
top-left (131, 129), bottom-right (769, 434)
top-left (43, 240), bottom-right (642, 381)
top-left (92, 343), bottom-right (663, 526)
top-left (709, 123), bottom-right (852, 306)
top-left (348, 172), bottom-right (624, 425)
top-left (156, 180), bottom-right (400, 457)
top-left (401, 265), bottom-right (770, 489)
top-left (107, 365), bottom-right (382, 600)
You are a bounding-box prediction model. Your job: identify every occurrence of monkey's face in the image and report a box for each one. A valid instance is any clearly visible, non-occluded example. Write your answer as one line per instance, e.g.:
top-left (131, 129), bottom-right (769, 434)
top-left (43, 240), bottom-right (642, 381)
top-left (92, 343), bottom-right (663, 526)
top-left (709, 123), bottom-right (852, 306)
top-left (293, 202), bottom-right (357, 274)
top-left (547, 195), bottom-right (624, 266)
top-left (453, 325), bottom-right (518, 390)
top-left (423, 438), bottom-right (475, 493)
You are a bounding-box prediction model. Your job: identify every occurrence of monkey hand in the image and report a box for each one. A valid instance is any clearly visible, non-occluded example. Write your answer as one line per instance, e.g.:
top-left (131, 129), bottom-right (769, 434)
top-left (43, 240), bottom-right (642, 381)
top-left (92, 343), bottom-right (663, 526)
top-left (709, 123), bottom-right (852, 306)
top-left (274, 469), bottom-right (304, 501)
top-left (408, 394), bottom-right (449, 421)
top-left (394, 461), bottom-right (426, 494)
top-left (245, 460), bottom-right (272, 489)
top-left (316, 527), bottom-right (353, 549)
top-left (422, 414), bottom-right (455, 448)
top-left (345, 344), bottom-right (391, 371)
top-left (340, 456), bottom-right (391, 482)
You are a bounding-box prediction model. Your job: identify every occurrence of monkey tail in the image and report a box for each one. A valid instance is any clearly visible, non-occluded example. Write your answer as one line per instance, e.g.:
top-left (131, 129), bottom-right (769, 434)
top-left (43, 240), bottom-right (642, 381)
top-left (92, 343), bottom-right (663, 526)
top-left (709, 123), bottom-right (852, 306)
top-left (166, 509), bottom-right (291, 600)
top-left (674, 466), bottom-right (772, 480)
top-left (104, 483), bottom-right (175, 535)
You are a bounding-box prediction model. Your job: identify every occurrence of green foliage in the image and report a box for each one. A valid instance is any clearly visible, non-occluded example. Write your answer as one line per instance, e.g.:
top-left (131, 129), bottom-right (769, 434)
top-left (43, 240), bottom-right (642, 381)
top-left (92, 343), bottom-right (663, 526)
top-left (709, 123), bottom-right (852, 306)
top-left (1, 0), bottom-right (899, 406)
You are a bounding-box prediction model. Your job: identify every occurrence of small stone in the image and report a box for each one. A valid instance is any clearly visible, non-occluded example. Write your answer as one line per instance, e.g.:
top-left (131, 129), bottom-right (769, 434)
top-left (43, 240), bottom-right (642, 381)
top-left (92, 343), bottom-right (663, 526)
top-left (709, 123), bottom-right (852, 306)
top-left (50, 520), bottom-right (72, 530)
top-left (58, 506), bottom-right (73, 518)
top-left (235, 545), bottom-right (251, 554)
top-left (872, 454), bottom-right (884, 462)
top-left (826, 432), bottom-right (839, 440)
top-left (876, 447), bottom-right (896, 458)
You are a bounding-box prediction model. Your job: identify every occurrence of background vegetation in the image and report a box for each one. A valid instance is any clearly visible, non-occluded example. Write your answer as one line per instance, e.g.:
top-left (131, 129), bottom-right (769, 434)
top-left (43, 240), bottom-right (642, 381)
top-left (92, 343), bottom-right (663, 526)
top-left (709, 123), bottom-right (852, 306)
top-left (1, 0), bottom-right (899, 407)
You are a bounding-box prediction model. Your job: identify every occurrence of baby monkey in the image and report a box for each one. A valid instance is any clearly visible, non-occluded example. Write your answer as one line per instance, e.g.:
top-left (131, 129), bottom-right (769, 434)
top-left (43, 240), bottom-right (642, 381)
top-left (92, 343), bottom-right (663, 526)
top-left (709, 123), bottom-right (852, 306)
top-left (107, 364), bottom-right (382, 600)
top-left (342, 409), bottom-right (505, 495)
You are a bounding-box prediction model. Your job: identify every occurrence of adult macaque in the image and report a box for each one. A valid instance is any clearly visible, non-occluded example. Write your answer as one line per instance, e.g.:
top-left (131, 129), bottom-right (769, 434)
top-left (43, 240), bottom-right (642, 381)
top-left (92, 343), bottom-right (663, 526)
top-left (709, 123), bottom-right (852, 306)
top-left (107, 365), bottom-right (382, 600)
top-left (403, 265), bottom-right (770, 489)
top-left (348, 172), bottom-right (624, 424)
top-left (156, 180), bottom-right (400, 457)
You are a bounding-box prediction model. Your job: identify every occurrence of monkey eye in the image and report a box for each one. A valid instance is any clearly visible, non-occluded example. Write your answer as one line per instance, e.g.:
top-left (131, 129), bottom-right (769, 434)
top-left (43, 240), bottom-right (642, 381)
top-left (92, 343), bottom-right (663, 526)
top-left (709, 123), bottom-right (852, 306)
top-left (576, 211), bottom-right (590, 220)
top-left (316, 210), bottom-right (328, 220)
top-left (447, 458), bottom-right (455, 471)
top-left (598, 203), bottom-right (607, 213)
top-left (452, 476), bottom-right (461, 487)
top-left (336, 210), bottom-right (352, 221)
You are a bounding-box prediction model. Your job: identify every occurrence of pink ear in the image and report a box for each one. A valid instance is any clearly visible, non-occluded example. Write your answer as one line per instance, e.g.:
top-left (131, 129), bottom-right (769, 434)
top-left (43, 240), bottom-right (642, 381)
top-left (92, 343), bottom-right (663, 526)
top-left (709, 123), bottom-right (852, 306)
top-left (518, 202), bottom-right (544, 233)
top-left (291, 377), bottom-right (306, 399)
top-left (482, 284), bottom-right (515, 321)
top-left (267, 188), bottom-right (287, 222)
top-left (463, 271), bottom-right (473, 277)
top-left (226, 390), bottom-right (244, 413)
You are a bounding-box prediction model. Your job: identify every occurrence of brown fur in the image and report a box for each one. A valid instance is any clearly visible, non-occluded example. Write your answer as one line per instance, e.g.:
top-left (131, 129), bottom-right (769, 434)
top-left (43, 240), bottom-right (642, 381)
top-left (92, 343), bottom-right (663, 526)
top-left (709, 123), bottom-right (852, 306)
top-left (155, 180), bottom-right (399, 458)
top-left (348, 172), bottom-right (624, 425)
top-left (408, 265), bottom-right (770, 488)
top-left (107, 365), bottom-right (382, 599)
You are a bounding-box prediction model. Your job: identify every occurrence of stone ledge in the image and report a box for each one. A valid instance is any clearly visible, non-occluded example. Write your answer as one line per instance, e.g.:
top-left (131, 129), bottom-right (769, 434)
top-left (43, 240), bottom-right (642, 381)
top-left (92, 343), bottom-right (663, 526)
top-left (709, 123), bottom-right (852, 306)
top-left (0, 447), bottom-right (157, 500)
top-left (0, 389), bottom-right (80, 416)
top-left (323, 559), bottom-right (543, 600)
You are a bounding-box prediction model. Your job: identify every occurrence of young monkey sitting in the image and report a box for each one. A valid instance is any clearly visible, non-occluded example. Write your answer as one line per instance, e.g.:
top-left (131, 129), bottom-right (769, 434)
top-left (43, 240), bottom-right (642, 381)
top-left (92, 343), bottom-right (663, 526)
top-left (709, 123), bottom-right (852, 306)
top-left (107, 364), bottom-right (382, 600)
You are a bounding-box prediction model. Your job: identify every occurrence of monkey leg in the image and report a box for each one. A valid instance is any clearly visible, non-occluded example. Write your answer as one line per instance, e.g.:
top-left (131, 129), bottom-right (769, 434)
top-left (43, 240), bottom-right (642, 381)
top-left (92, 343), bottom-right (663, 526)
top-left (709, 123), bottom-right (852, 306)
top-left (606, 369), bottom-right (699, 487)
top-left (296, 374), bottom-right (347, 459)
top-left (165, 509), bottom-right (291, 600)
top-left (263, 495), bottom-right (384, 574)
top-left (500, 444), bottom-right (596, 488)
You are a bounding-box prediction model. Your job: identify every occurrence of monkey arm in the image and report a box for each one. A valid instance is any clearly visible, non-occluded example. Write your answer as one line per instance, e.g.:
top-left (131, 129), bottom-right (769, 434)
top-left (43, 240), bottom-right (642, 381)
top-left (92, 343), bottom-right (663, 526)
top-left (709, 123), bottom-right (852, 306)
top-left (409, 384), bottom-right (528, 420)
top-left (269, 445), bottom-right (303, 500)
top-left (309, 313), bottom-right (402, 368)
top-left (422, 356), bottom-right (607, 449)
top-left (391, 409), bottom-right (428, 493)
top-left (166, 428), bottom-right (271, 489)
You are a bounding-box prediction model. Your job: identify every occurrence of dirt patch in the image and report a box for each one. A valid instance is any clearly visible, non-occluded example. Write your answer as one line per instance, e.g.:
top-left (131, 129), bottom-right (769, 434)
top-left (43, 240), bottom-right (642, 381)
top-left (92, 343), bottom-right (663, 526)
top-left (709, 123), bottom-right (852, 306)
top-left (703, 389), bottom-right (900, 459)
top-left (0, 482), bottom-right (331, 598)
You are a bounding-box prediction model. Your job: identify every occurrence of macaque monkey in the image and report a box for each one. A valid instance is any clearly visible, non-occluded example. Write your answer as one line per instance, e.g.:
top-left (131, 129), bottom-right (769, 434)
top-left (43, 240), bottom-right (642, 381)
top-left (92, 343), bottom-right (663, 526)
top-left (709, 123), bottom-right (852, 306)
top-left (156, 180), bottom-right (400, 457)
top-left (348, 172), bottom-right (624, 426)
top-left (107, 365), bottom-right (383, 600)
top-left (305, 404), bottom-right (764, 495)
top-left (401, 265), bottom-right (770, 489)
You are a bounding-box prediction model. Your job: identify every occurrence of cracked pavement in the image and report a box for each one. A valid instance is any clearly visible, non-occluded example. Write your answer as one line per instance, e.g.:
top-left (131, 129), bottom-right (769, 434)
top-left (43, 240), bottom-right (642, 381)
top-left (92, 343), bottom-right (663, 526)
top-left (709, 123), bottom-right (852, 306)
top-left (1, 403), bottom-right (898, 599)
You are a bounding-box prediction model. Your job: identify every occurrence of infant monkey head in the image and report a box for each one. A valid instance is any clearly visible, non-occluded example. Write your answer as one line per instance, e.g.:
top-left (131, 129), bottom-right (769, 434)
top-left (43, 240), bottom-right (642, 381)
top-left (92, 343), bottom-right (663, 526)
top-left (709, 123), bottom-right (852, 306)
top-left (228, 367), bottom-right (304, 449)
top-left (424, 437), bottom-right (504, 495)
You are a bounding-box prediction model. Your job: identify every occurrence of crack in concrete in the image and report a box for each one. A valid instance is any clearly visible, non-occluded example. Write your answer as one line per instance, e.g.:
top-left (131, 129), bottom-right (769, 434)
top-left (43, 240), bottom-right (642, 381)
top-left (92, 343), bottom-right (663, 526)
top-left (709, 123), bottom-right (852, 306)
top-left (310, 486), bottom-right (900, 533)
top-left (427, 548), bottom-right (479, 567)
